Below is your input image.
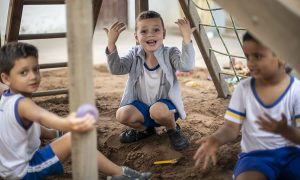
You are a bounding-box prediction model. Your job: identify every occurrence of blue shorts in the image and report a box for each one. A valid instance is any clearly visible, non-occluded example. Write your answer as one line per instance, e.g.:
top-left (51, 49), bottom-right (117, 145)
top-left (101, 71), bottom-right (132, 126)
top-left (130, 99), bottom-right (180, 127)
top-left (233, 146), bottom-right (300, 180)
top-left (22, 145), bottom-right (64, 180)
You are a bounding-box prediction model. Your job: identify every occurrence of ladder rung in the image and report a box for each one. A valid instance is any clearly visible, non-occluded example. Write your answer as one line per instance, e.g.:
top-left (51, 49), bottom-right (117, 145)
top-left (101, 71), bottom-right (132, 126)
top-left (19, 33), bottom-right (66, 40)
top-left (39, 62), bottom-right (67, 69)
top-left (32, 88), bottom-right (68, 97)
top-left (24, 0), bottom-right (65, 5)
top-left (219, 71), bottom-right (247, 78)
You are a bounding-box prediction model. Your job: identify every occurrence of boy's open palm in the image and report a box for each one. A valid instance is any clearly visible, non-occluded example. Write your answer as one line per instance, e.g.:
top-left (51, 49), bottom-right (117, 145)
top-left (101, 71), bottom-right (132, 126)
top-left (257, 113), bottom-right (288, 134)
top-left (193, 136), bottom-right (219, 170)
top-left (104, 21), bottom-right (126, 52)
top-left (175, 17), bottom-right (196, 44)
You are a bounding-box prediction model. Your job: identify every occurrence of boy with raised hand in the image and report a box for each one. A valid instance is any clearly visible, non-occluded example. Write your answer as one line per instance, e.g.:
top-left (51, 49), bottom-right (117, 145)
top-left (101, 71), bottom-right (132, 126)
top-left (104, 10), bottom-right (196, 151)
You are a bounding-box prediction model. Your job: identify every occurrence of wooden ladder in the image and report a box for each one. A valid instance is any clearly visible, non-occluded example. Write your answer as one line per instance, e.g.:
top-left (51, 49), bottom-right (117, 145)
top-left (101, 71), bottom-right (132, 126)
top-left (4, 0), bottom-right (103, 97)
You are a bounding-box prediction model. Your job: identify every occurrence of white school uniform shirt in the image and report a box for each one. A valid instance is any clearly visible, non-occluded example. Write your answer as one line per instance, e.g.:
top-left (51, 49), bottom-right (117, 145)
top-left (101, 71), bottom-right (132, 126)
top-left (224, 76), bottom-right (300, 153)
top-left (0, 90), bottom-right (41, 179)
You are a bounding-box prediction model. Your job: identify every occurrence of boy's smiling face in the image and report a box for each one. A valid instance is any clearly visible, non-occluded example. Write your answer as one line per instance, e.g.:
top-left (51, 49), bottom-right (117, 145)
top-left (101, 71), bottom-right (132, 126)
top-left (243, 40), bottom-right (282, 80)
top-left (135, 18), bottom-right (165, 53)
top-left (1, 56), bottom-right (40, 95)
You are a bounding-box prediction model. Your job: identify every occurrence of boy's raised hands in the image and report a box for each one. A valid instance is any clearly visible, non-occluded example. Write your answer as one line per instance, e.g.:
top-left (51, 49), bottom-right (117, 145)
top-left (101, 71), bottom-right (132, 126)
top-left (175, 17), bottom-right (196, 44)
top-left (104, 21), bottom-right (126, 53)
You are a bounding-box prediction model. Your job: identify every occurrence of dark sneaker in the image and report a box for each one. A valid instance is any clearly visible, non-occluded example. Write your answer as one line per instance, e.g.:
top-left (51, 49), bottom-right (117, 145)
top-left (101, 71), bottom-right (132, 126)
top-left (107, 166), bottom-right (152, 180)
top-left (120, 127), bottom-right (155, 143)
top-left (167, 124), bottom-right (189, 150)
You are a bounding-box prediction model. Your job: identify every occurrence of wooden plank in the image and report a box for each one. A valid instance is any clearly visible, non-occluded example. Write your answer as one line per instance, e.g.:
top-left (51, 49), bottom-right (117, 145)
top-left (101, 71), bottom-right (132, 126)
top-left (179, 0), bottom-right (229, 98)
top-left (19, 33), bottom-right (66, 40)
top-left (92, 0), bottom-right (103, 31)
top-left (214, 0), bottom-right (300, 73)
top-left (24, 0), bottom-right (65, 5)
top-left (39, 62), bottom-right (67, 69)
top-left (5, 0), bottom-right (24, 43)
top-left (66, 0), bottom-right (98, 179)
top-left (135, 0), bottom-right (148, 18)
top-left (32, 88), bottom-right (68, 97)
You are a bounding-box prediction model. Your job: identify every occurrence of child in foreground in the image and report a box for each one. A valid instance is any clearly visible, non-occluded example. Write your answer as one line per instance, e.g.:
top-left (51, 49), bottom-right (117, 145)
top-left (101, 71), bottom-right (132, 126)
top-left (193, 32), bottom-right (300, 180)
top-left (104, 10), bottom-right (196, 150)
top-left (0, 42), bottom-right (151, 180)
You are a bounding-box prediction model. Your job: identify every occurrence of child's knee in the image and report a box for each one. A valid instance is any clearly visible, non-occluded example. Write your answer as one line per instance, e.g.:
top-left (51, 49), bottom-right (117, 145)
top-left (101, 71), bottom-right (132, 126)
top-left (150, 105), bottom-right (173, 122)
top-left (116, 106), bottom-right (133, 124)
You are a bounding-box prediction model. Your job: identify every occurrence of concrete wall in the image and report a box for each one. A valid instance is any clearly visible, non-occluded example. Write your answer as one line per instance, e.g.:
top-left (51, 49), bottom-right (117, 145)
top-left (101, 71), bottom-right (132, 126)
top-left (0, 0), bottom-right (224, 39)
top-left (20, 5), bottom-right (66, 34)
top-left (127, 0), bottom-right (181, 30)
top-left (0, 0), bottom-right (9, 44)
top-left (1, 0), bottom-right (181, 36)
top-left (0, 1), bottom-right (66, 43)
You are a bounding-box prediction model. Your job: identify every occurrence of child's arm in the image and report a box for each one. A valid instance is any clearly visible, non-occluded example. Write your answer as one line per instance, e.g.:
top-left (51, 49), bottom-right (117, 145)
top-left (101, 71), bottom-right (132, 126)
top-left (193, 121), bottom-right (241, 169)
top-left (18, 98), bottom-right (96, 132)
top-left (175, 17), bottom-right (196, 44)
top-left (104, 21), bottom-right (126, 54)
top-left (257, 113), bottom-right (300, 144)
top-left (104, 21), bottom-right (133, 75)
top-left (170, 18), bottom-right (196, 72)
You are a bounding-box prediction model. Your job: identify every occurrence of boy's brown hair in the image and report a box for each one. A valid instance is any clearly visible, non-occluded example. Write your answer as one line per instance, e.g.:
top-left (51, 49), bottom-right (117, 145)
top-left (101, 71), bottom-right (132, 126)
top-left (135, 10), bottom-right (165, 31)
top-left (0, 42), bottom-right (38, 82)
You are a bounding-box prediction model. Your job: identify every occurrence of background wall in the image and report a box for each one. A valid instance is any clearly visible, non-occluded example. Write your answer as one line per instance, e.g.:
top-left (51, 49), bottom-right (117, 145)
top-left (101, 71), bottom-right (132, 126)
top-left (0, 0), bottom-right (224, 42)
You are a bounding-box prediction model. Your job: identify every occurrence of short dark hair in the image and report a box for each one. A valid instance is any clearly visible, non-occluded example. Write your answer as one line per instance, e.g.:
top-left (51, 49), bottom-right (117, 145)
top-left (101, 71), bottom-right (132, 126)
top-left (0, 42), bottom-right (38, 82)
top-left (243, 31), bottom-right (293, 74)
top-left (135, 10), bottom-right (165, 31)
top-left (242, 31), bottom-right (259, 43)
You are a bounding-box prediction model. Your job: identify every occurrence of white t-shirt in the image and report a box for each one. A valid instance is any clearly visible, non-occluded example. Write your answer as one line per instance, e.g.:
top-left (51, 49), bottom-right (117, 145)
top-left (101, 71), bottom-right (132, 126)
top-left (224, 76), bottom-right (300, 153)
top-left (0, 90), bottom-right (41, 179)
top-left (136, 63), bottom-right (169, 105)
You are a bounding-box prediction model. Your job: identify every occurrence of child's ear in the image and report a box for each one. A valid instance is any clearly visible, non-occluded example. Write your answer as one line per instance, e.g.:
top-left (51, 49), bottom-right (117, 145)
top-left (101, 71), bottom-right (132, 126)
top-left (134, 32), bottom-right (139, 43)
top-left (0, 73), bottom-right (10, 86)
top-left (163, 29), bottom-right (166, 39)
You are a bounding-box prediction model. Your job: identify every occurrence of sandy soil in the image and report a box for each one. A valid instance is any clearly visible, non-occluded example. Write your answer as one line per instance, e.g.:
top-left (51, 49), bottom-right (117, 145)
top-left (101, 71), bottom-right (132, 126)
top-left (34, 65), bottom-right (241, 180)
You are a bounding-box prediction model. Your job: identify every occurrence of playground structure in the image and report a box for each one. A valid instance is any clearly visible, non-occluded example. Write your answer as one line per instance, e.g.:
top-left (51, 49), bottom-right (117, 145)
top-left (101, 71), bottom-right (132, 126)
top-left (3, 0), bottom-right (235, 99)
top-left (1, 0), bottom-right (299, 179)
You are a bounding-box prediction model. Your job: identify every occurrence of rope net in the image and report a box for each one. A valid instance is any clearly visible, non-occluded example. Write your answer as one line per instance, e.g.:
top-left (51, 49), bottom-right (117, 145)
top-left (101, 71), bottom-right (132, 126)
top-left (189, 0), bottom-right (248, 83)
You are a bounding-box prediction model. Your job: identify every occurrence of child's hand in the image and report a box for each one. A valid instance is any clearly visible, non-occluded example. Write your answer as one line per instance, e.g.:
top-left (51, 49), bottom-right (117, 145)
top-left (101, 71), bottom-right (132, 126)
top-left (67, 113), bottom-right (96, 132)
top-left (256, 113), bottom-right (289, 134)
top-left (175, 17), bottom-right (196, 44)
top-left (104, 21), bottom-right (126, 53)
top-left (193, 135), bottom-right (220, 170)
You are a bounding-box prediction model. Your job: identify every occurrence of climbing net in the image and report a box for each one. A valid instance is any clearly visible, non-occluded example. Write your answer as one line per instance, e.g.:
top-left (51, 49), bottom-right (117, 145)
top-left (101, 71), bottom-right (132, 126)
top-left (191, 0), bottom-right (248, 83)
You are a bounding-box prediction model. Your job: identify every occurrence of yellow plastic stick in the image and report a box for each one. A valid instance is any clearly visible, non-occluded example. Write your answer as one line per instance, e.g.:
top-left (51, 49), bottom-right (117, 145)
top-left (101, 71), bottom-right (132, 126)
top-left (153, 159), bottom-right (177, 165)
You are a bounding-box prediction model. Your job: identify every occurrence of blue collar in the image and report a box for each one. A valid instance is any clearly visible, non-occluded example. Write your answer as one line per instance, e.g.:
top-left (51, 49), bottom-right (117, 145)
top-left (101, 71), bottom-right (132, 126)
top-left (251, 76), bottom-right (294, 108)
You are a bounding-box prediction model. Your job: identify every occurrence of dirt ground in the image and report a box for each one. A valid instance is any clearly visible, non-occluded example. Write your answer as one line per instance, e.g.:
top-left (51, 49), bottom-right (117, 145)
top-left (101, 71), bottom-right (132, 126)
top-left (35, 65), bottom-right (241, 180)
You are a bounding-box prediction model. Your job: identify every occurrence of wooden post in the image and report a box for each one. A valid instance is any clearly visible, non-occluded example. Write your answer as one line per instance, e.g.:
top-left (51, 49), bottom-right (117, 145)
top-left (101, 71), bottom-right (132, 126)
top-left (214, 0), bottom-right (300, 73)
top-left (5, 0), bottom-right (24, 43)
top-left (66, 0), bottom-right (98, 179)
top-left (92, 0), bottom-right (103, 31)
top-left (179, 0), bottom-right (229, 98)
top-left (135, 0), bottom-right (148, 18)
